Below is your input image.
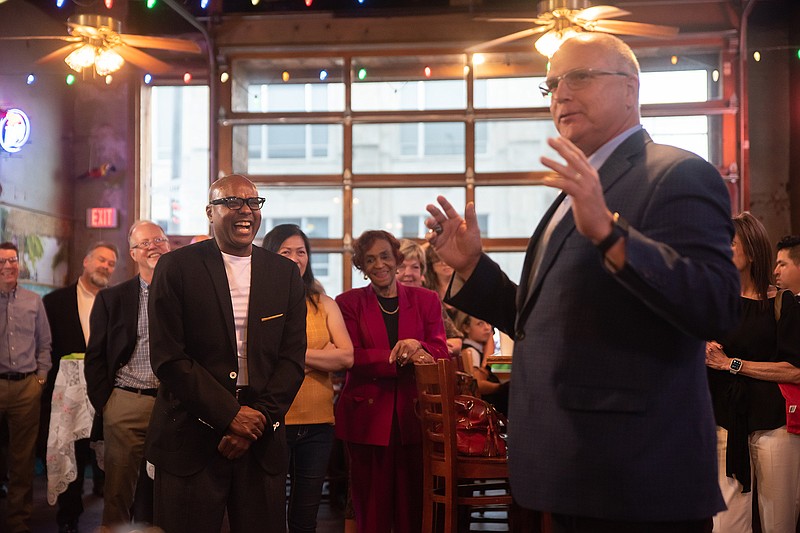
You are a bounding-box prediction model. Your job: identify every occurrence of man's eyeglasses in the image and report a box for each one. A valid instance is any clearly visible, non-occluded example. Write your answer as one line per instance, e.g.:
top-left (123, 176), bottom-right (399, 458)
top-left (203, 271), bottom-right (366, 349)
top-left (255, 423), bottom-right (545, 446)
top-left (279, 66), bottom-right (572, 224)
top-left (539, 68), bottom-right (631, 97)
top-left (0, 257), bottom-right (19, 265)
top-left (131, 237), bottom-right (169, 250)
top-left (209, 196), bottom-right (266, 211)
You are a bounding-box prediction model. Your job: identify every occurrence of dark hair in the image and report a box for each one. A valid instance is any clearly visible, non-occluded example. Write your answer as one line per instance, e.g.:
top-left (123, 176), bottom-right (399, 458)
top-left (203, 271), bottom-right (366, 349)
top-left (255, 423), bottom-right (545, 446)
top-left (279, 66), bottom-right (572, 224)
top-left (777, 235), bottom-right (800, 265)
top-left (262, 224), bottom-right (320, 307)
top-left (352, 230), bottom-right (403, 272)
top-left (0, 242), bottom-right (18, 254)
top-left (733, 212), bottom-right (772, 302)
top-left (86, 241), bottom-right (119, 259)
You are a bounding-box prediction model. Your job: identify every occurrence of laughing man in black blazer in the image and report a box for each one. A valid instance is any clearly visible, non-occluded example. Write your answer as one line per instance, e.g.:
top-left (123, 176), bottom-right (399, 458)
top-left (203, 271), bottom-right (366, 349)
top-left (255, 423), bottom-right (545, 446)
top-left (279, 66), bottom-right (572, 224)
top-left (146, 174), bottom-right (306, 532)
top-left (426, 34), bottom-right (740, 532)
top-left (84, 220), bottom-right (170, 526)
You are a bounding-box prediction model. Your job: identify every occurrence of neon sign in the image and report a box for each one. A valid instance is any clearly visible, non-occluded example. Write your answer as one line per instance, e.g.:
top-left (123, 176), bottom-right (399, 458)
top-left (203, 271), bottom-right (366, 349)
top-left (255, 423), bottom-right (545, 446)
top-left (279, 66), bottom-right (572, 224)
top-left (0, 108), bottom-right (31, 153)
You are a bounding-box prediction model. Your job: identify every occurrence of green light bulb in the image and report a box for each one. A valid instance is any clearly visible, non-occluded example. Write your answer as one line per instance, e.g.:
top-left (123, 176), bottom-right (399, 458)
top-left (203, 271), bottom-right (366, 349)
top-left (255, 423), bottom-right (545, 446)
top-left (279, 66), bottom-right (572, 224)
top-left (358, 68), bottom-right (367, 80)
top-left (66, 74), bottom-right (75, 85)
top-left (147, 0), bottom-right (156, 8)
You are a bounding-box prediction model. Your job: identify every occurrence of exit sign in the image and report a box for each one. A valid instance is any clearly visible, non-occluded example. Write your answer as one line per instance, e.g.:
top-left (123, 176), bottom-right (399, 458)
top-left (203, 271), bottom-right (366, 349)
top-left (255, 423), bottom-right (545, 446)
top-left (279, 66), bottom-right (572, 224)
top-left (86, 207), bottom-right (118, 229)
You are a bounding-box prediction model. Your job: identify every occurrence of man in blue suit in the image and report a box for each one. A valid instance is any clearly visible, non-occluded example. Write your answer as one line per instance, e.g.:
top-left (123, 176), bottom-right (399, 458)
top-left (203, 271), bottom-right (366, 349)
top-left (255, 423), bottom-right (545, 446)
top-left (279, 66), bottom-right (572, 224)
top-left (426, 33), bottom-right (740, 532)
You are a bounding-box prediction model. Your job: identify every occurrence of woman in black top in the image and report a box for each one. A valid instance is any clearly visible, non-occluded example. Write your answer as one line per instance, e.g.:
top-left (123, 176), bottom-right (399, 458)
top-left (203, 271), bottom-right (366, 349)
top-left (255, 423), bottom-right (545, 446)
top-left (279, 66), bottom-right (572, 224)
top-left (705, 212), bottom-right (800, 532)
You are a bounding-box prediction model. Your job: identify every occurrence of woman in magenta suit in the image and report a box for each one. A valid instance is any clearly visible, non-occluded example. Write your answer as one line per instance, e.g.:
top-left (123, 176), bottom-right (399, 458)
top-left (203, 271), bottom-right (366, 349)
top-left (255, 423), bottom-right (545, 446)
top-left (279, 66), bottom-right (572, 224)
top-left (335, 230), bottom-right (448, 533)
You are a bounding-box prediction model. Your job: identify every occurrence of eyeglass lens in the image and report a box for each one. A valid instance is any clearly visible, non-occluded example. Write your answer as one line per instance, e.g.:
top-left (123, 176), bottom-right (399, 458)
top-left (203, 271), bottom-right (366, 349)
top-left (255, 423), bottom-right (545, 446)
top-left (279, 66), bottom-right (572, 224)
top-left (0, 257), bottom-right (19, 265)
top-left (214, 197), bottom-right (265, 210)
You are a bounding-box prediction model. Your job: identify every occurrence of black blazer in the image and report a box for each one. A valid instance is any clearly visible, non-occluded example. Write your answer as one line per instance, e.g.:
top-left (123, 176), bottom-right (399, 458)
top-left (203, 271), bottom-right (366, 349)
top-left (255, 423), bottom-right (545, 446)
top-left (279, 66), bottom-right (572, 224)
top-left (448, 129), bottom-right (740, 521)
top-left (145, 239), bottom-right (307, 477)
top-left (84, 276), bottom-right (141, 413)
top-left (43, 282), bottom-right (85, 386)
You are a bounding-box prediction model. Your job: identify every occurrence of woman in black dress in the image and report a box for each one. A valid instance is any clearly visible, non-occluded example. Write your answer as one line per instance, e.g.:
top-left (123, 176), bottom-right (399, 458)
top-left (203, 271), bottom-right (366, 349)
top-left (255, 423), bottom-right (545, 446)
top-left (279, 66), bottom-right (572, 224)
top-left (705, 212), bottom-right (800, 532)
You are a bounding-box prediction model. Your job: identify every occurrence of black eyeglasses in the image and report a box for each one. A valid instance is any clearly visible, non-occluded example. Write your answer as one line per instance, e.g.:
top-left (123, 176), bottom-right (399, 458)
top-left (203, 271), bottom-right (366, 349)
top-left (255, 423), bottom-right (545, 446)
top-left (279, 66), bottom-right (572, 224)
top-left (539, 68), bottom-right (631, 97)
top-left (130, 237), bottom-right (169, 250)
top-left (209, 196), bottom-right (266, 211)
top-left (0, 257), bottom-right (19, 265)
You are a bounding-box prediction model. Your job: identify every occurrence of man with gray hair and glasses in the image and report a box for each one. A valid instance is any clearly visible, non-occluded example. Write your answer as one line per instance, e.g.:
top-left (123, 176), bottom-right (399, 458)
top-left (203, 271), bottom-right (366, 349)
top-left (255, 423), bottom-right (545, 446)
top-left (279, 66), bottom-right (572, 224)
top-left (426, 33), bottom-right (739, 532)
top-left (85, 221), bottom-right (170, 527)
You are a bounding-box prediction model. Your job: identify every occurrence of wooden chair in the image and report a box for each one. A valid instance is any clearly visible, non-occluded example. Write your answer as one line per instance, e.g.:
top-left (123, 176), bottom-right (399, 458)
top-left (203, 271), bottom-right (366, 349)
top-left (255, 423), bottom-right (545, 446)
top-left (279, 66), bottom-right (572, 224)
top-left (415, 358), bottom-right (512, 532)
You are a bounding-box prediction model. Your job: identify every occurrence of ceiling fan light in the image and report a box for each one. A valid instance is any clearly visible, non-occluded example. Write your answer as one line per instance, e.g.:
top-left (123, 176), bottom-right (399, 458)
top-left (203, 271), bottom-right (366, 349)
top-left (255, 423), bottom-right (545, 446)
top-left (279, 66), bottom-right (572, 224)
top-left (95, 47), bottom-right (124, 76)
top-left (535, 27), bottom-right (579, 58)
top-left (65, 44), bottom-right (97, 72)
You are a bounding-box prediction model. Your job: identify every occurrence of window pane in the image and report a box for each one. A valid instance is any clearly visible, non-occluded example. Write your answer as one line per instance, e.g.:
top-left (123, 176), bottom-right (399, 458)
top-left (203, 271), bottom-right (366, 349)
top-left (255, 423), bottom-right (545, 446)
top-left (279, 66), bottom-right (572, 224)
top-left (352, 187), bottom-right (466, 239)
top-left (475, 186), bottom-right (559, 238)
top-left (472, 51), bottom-right (548, 109)
top-left (487, 252), bottom-right (525, 286)
top-left (474, 120), bottom-right (560, 173)
top-left (235, 124), bottom-right (343, 175)
top-left (642, 116), bottom-right (709, 161)
top-left (315, 253), bottom-right (343, 298)
top-left (351, 55), bottom-right (467, 111)
top-left (148, 85), bottom-right (210, 236)
top-left (231, 57), bottom-right (345, 113)
top-left (256, 187), bottom-right (343, 240)
top-left (474, 77), bottom-right (546, 109)
top-left (353, 123), bottom-right (465, 174)
top-left (639, 70), bottom-right (708, 104)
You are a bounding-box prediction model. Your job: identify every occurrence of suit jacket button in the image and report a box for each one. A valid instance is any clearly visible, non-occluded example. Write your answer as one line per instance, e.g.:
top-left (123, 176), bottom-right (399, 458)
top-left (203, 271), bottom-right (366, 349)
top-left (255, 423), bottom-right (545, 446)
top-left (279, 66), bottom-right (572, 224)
top-left (229, 371), bottom-right (237, 380)
top-left (516, 331), bottom-right (526, 341)
top-left (368, 399), bottom-right (374, 405)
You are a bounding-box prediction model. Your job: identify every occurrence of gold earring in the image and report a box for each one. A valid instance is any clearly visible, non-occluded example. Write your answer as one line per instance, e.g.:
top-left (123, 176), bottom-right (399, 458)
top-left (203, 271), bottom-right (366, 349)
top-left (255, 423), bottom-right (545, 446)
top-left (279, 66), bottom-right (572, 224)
top-left (363, 273), bottom-right (368, 280)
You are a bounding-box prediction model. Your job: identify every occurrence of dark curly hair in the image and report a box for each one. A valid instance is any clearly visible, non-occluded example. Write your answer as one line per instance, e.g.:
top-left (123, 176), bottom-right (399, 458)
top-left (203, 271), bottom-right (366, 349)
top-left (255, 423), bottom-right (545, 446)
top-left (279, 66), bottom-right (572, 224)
top-left (352, 230), bottom-right (404, 273)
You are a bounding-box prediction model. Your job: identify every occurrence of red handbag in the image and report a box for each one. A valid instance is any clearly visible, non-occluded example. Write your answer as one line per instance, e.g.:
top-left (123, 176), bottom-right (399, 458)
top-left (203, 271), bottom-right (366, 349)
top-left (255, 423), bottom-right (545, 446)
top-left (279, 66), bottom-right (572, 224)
top-left (453, 395), bottom-right (507, 457)
top-left (775, 291), bottom-right (800, 434)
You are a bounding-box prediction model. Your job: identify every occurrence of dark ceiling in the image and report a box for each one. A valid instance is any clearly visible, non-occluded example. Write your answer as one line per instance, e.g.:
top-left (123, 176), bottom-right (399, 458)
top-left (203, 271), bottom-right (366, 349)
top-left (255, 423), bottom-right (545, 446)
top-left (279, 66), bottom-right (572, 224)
top-left (13, 0), bottom-right (798, 44)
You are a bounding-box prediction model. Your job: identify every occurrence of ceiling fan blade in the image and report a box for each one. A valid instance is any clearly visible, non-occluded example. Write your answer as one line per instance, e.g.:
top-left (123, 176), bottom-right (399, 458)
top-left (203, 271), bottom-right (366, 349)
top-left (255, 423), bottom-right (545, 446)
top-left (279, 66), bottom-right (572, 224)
top-left (68, 22), bottom-right (100, 38)
top-left (589, 20), bottom-right (679, 38)
top-left (575, 5), bottom-right (631, 21)
top-left (118, 34), bottom-right (201, 54)
top-left (467, 26), bottom-right (550, 52)
top-left (0, 36), bottom-right (81, 41)
top-left (35, 42), bottom-right (84, 64)
top-left (114, 44), bottom-right (173, 73)
top-left (479, 17), bottom-right (553, 24)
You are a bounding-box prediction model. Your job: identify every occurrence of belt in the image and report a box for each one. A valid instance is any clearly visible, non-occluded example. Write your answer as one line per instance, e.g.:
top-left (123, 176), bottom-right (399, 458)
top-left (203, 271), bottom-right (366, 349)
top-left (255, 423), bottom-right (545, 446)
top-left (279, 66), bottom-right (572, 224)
top-left (0, 372), bottom-right (35, 381)
top-left (115, 385), bottom-right (158, 397)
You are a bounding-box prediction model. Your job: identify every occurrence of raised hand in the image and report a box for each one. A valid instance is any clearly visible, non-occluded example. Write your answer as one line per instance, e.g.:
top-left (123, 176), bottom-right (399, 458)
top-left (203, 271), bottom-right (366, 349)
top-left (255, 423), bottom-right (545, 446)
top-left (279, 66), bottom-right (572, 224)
top-left (424, 195), bottom-right (483, 280)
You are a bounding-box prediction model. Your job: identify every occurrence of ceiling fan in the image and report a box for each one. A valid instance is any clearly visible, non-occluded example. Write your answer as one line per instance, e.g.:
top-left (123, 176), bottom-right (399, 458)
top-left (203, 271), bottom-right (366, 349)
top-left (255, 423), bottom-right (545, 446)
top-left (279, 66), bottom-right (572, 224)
top-left (469, 0), bottom-right (679, 58)
top-left (0, 14), bottom-right (201, 76)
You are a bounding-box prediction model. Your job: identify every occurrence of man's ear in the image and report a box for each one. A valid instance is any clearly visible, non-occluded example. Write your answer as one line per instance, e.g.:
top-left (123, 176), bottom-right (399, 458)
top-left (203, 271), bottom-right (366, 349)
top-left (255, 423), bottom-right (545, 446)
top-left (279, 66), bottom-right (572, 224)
top-left (206, 204), bottom-right (213, 222)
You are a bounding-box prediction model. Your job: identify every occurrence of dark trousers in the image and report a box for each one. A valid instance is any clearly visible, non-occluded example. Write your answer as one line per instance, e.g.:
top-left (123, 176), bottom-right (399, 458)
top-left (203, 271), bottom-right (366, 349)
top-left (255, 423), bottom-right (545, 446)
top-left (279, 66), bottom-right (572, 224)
top-left (154, 448), bottom-right (286, 533)
top-left (286, 423), bottom-right (335, 533)
top-left (551, 513), bottom-right (713, 533)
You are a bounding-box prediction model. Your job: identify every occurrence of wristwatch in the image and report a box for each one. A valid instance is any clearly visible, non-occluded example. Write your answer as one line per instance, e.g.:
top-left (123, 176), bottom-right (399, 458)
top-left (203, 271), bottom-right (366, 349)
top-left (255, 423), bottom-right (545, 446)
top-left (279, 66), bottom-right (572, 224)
top-left (596, 212), bottom-right (629, 256)
top-left (729, 358), bottom-right (743, 374)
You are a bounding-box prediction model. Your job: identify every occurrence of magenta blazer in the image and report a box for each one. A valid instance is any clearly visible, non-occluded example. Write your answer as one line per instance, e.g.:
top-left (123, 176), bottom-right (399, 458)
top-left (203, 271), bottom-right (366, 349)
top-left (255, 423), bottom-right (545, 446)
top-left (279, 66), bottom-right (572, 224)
top-left (335, 283), bottom-right (449, 446)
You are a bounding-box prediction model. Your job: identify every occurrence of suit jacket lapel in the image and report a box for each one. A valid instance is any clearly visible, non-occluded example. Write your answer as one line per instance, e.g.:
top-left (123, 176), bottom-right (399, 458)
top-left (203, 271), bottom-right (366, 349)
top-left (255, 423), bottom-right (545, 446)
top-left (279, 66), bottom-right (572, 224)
top-left (247, 248), bottom-right (269, 358)
top-left (123, 277), bottom-right (141, 354)
top-left (202, 242), bottom-right (238, 357)
top-left (517, 191), bottom-right (567, 311)
top-left (365, 288), bottom-right (391, 349)
top-left (517, 130), bottom-right (649, 321)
